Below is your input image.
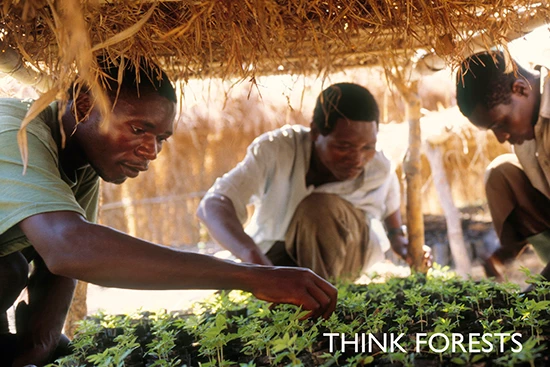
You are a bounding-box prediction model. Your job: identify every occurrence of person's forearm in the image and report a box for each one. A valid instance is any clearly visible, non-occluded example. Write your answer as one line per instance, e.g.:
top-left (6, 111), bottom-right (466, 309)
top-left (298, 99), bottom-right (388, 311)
top-left (71, 235), bottom-right (260, 290)
top-left (20, 212), bottom-right (263, 290)
top-left (19, 211), bottom-right (338, 324)
top-left (384, 210), bottom-right (403, 232)
top-left (196, 195), bottom-right (271, 264)
top-left (384, 210), bottom-right (407, 256)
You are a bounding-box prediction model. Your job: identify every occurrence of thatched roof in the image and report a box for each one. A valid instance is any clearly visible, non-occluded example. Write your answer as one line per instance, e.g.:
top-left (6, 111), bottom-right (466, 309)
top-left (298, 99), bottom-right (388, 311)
top-left (1, 1), bottom-right (548, 161)
top-left (1, 1), bottom-right (549, 84)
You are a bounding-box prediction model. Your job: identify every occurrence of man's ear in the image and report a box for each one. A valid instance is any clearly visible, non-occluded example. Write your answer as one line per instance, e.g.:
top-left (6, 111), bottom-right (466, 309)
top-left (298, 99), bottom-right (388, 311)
top-left (310, 122), bottom-right (319, 141)
top-left (73, 92), bottom-right (93, 123)
top-left (511, 78), bottom-right (531, 97)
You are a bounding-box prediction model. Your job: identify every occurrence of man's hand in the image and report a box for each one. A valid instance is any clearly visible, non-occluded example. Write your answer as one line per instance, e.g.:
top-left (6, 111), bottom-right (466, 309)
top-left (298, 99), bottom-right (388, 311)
top-left (390, 234), bottom-right (432, 268)
top-left (248, 266), bottom-right (337, 319)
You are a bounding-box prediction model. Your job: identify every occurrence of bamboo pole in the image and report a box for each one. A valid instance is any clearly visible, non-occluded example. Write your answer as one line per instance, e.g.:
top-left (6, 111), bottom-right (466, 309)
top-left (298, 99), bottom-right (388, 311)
top-left (0, 41), bottom-right (51, 92)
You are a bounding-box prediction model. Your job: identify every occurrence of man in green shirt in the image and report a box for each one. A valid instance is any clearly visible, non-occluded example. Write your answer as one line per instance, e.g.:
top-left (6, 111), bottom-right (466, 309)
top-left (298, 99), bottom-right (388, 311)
top-left (0, 58), bottom-right (337, 366)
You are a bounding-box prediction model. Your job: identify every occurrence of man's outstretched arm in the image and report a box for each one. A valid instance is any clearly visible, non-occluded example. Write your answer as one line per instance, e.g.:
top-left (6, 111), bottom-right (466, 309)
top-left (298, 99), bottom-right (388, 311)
top-left (19, 210), bottom-right (336, 319)
top-left (196, 193), bottom-right (272, 265)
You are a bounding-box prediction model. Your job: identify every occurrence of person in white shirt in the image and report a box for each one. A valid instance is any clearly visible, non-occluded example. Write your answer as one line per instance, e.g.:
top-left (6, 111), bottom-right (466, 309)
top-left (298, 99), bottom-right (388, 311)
top-left (197, 83), bottom-right (429, 280)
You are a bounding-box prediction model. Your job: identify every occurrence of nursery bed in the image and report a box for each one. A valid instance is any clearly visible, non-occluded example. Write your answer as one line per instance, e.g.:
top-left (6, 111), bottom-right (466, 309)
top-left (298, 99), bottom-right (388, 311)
top-left (47, 269), bottom-right (550, 367)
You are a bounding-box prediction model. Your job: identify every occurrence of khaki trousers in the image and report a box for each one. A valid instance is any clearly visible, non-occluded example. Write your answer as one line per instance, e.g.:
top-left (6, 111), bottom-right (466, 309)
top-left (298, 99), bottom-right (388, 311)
top-left (485, 155), bottom-right (550, 263)
top-left (266, 193), bottom-right (370, 280)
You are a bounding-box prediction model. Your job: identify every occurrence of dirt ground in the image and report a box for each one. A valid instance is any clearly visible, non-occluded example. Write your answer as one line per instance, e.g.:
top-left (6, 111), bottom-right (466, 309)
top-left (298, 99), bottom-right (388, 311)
top-left (421, 213), bottom-right (545, 287)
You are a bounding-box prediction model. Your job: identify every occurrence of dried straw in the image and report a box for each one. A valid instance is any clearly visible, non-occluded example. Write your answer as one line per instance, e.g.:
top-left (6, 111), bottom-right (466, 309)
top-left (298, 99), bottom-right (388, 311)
top-left (2, 1), bottom-right (548, 82)
top-left (0, 0), bottom-right (548, 167)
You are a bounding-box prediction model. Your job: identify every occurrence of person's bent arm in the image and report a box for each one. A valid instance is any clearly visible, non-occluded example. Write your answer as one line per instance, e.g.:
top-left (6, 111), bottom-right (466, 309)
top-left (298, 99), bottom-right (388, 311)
top-left (384, 210), bottom-right (409, 261)
top-left (384, 210), bottom-right (432, 267)
top-left (196, 193), bottom-right (272, 265)
top-left (19, 211), bottom-right (336, 318)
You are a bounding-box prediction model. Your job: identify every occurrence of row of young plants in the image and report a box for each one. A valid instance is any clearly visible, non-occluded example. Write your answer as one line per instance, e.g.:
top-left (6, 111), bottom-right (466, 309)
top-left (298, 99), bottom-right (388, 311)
top-left (47, 266), bottom-right (550, 367)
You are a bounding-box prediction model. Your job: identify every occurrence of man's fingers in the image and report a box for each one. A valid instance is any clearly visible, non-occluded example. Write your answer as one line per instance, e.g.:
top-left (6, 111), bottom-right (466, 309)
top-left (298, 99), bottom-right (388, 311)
top-left (323, 292), bottom-right (337, 319)
top-left (293, 271), bottom-right (337, 320)
top-left (315, 279), bottom-right (338, 319)
top-left (302, 283), bottom-right (331, 320)
top-left (296, 293), bottom-right (321, 320)
top-left (252, 267), bottom-right (337, 320)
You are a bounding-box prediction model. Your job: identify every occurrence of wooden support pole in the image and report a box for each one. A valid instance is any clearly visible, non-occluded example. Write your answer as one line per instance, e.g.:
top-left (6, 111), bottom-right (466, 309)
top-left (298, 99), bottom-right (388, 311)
top-left (402, 80), bottom-right (428, 273)
top-left (386, 67), bottom-right (427, 273)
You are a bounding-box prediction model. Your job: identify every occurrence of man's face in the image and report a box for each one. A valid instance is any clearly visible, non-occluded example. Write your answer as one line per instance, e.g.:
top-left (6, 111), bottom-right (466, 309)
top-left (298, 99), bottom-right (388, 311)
top-left (76, 92), bottom-right (176, 184)
top-left (312, 118), bottom-right (378, 181)
top-left (468, 80), bottom-right (537, 145)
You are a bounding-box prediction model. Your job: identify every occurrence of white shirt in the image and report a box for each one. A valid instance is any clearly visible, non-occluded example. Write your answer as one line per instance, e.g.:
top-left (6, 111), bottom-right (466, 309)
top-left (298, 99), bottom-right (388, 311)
top-left (203, 124), bottom-right (401, 256)
top-left (514, 67), bottom-right (550, 199)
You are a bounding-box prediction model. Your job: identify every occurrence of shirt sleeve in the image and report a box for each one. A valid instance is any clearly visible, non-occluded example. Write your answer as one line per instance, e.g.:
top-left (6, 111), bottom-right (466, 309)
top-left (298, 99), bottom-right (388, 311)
top-left (0, 127), bottom-right (88, 237)
top-left (202, 135), bottom-right (276, 224)
top-left (75, 166), bottom-right (100, 223)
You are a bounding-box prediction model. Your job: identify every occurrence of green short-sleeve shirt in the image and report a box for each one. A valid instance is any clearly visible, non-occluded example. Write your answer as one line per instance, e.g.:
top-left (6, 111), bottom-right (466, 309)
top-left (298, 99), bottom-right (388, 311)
top-left (0, 98), bottom-right (100, 256)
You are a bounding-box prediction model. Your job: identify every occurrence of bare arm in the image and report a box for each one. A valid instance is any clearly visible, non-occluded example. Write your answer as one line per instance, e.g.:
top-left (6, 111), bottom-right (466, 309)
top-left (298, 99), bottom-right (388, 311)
top-left (19, 211), bottom-right (336, 318)
top-left (196, 193), bottom-right (272, 265)
top-left (384, 210), bottom-right (432, 267)
top-left (384, 210), bottom-right (408, 261)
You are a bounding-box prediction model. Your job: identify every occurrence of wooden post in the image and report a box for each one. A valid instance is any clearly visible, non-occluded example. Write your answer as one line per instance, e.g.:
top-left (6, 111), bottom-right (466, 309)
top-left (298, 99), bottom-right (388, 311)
top-left (402, 80), bottom-right (427, 272)
top-left (386, 67), bottom-right (427, 272)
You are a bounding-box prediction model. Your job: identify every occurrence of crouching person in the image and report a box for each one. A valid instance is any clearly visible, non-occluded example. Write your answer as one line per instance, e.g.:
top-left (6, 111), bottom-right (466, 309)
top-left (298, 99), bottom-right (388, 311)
top-left (456, 51), bottom-right (550, 282)
top-left (197, 83), bottom-right (431, 281)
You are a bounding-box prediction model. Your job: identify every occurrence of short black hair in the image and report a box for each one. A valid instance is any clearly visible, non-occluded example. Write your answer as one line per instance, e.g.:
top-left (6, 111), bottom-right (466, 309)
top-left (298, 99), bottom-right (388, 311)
top-left (456, 51), bottom-right (528, 119)
top-left (312, 82), bottom-right (379, 135)
top-left (70, 56), bottom-right (177, 104)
